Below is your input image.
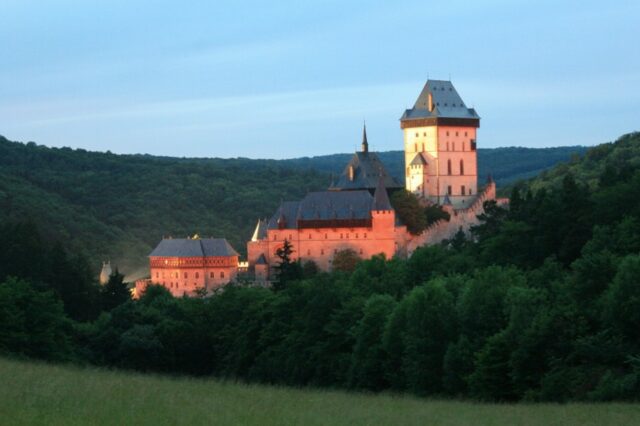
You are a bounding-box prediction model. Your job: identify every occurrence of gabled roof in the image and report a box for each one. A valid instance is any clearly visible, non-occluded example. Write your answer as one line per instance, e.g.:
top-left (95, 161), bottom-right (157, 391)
top-left (330, 151), bottom-right (402, 191)
top-left (400, 80), bottom-right (479, 122)
top-left (149, 238), bottom-right (239, 257)
top-left (266, 190), bottom-right (391, 230)
top-left (410, 153), bottom-right (428, 166)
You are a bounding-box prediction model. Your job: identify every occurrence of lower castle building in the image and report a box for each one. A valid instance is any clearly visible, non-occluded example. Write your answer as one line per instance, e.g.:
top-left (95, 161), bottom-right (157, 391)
top-left (135, 237), bottom-right (239, 297)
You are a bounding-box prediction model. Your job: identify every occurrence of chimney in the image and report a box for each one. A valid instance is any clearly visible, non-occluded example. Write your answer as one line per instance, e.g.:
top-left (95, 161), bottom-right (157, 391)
top-left (428, 92), bottom-right (434, 112)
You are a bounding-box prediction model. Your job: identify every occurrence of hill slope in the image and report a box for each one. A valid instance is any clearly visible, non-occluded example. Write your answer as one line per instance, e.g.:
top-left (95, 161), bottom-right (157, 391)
top-left (1, 358), bottom-right (637, 426)
top-left (0, 135), bottom-right (585, 276)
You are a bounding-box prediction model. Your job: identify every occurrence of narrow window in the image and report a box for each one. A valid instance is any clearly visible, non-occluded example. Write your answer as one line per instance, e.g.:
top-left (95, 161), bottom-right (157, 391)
top-left (446, 142), bottom-right (449, 151)
top-left (448, 185), bottom-right (452, 195)
top-left (273, 234), bottom-right (277, 241)
top-left (415, 132), bottom-right (419, 137)
top-left (414, 143), bottom-right (418, 152)
top-left (184, 272), bottom-right (188, 279)
top-left (456, 131), bottom-right (459, 137)
top-left (423, 132), bottom-right (427, 136)
top-left (308, 234), bottom-right (312, 239)
top-left (359, 249), bottom-right (363, 255)
top-left (156, 272), bottom-right (159, 279)
top-left (446, 131), bottom-right (449, 136)
top-left (325, 233), bottom-right (328, 239)
top-left (210, 272), bottom-right (214, 278)
top-left (452, 142), bottom-right (456, 151)
top-left (307, 249), bottom-right (311, 256)
top-left (447, 159), bottom-right (452, 175)
top-left (364, 233), bottom-right (367, 238)
top-left (220, 272), bottom-right (225, 278)
top-left (462, 142), bottom-right (465, 151)
top-left (460, 159), bottom-right (464, 175)
top-left (321, 249), bottom-right (324, 255)
top-left (469, 188), bottom-right (473, 195)
top-left (461, 185), bottom-right (466, 195)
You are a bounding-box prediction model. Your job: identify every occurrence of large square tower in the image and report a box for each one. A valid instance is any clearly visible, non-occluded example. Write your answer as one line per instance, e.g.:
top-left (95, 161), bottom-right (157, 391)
top-left (400, 80), bottom-right (480, 208)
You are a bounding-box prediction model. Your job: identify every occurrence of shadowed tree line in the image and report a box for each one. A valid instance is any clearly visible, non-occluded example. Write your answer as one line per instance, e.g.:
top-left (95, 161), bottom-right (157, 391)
top-left (0, 132), bottom-right (639, 402)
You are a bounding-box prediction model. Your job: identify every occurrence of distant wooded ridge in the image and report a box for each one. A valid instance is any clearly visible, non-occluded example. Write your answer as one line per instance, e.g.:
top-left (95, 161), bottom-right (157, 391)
top-left (0, 135), bottom-right (586, 274)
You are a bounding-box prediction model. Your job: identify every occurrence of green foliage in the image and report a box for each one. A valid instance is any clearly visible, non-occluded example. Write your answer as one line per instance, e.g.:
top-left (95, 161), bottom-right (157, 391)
top-left (390, 190), bottom-right (451, 235)
top-left (0, 132), bottom-right (639, 403)
top-left (332, 249), bottom-right (361, 273)
top-left (273, 239), bottom-right (302, 290)
top-left (100, 269), bottom-right (131, 311)
top-left (0, 277), bottom-right (72, 360)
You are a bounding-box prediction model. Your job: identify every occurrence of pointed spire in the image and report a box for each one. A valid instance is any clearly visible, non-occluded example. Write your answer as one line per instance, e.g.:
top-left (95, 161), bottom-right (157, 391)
top-left (442, 194), bottom-right (452, 206)
top-left (373, 176), bottom-right (392, 211)
top-left (361, 122), bottom-right (369, 153)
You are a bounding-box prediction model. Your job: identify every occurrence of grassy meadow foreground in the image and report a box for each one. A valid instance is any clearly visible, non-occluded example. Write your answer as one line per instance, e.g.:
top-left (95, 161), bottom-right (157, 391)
top-left (1, 358), bottom-right (638, 426)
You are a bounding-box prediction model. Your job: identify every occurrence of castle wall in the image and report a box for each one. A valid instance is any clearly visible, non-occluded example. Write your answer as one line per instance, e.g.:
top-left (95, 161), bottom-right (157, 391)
top-left (406, 181), bottom-right (497, 254)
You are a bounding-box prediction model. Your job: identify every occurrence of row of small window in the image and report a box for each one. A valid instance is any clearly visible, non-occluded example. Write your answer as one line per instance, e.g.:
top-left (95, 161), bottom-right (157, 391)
top-left (156, 271), bottom-right (225, 279)
top-left (287, 248), bottom-right (365, 256)
top-left (273, 233), bottom-right (368, 241)
top-left (163, 282), bottom-right (194, 289)
top-left (447, 185), bottom-right (471, 196)
top-left (414, 131), bottom-right (469, 138)
top-left (413, 141), bottom-right (472, 152)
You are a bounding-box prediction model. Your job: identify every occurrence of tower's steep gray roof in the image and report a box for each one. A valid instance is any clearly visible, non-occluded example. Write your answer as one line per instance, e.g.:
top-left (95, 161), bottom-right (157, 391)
top-left (330, 151), bottom-right (402, 191)
top-left (401, 80), bottom-right (479, 121)
top-left (149, 238), bottom-right (239, 257)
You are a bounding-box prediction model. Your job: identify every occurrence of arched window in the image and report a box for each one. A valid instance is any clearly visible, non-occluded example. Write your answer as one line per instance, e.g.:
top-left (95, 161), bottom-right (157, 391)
top-left (447, 159), bottom-right (452, 175)
top-left (220, 272), bottom-right (225, 278)
top-left (460, 159), bottom-right (464, 175)
top-left (195, 272), bottom-right (199, 279)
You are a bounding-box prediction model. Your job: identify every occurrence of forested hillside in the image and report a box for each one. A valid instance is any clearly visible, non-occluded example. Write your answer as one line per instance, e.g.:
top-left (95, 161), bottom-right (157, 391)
top-left (0, 135), bottom-right (584, 276)
top-left (1, 132), bottom-right (639, 403)
top-left (281, 146), bottom-right (588, 187)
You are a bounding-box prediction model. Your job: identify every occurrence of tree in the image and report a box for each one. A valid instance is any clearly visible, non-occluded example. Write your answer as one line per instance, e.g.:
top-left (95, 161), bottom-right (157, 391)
top-left (390, 190), bottom-right (428, 234)
top-left (100, 268), bottom-right (131, 311)
top-left (332, 249), bottom-right (360, 273)
top-left (273, 239), bottom-right (301, 291)
top-left (349, 294), bottom-right (396, 390)
top-left (0, 277), bottom-right (72, 360)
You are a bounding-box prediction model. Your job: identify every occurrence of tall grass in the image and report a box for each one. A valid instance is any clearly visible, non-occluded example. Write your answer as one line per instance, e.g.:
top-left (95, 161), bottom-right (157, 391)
top-left (0, 357), bottom-right (638, 425)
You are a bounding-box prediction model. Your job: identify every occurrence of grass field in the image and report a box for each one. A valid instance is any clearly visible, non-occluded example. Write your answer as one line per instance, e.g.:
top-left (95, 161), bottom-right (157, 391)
top-left (1, 357), bottom-right (638, 425)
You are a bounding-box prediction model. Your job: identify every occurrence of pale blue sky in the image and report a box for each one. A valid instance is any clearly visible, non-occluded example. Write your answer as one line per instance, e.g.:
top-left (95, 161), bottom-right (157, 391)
top-left (1, 0), bottom-right (638, 158)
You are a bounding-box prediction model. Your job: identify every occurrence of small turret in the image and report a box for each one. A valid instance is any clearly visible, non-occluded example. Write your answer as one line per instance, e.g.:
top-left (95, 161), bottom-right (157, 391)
top-left (361, 123), bottom-right (369, 153)
top-left (99, 261), bottom-right (112, 285)
top-left (373, 176), bottom-right (392, 211)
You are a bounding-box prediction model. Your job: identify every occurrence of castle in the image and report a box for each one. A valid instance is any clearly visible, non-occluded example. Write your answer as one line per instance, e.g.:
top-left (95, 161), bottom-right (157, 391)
top-left (136, 80), bottom-right (499, 296)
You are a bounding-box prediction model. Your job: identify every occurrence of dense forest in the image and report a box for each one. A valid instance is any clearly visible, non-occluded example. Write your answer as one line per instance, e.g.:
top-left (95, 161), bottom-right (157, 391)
top-left (0, 135), bottom-right (584, 276)
top-left (1, 132), bottom-right (638, 402)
